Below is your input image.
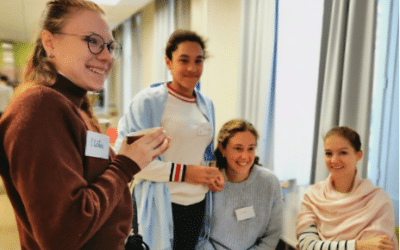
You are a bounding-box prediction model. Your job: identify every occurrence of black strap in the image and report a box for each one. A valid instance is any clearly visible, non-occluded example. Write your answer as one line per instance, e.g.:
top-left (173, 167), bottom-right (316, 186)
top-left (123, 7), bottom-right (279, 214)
top-left (125, 234), bottom-right (149, 250)
top-left (131, 190), bottom-right (139, 234)
top-left (125, 188), bottom-right (149, 250)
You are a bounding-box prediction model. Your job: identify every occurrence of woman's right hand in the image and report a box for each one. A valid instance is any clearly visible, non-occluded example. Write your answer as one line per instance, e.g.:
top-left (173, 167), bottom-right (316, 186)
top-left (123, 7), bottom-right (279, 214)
top-left (185, 165), bottom-right (225, 191)
top-left (118, 128), bottom-right (171, 169)
top-left (356, 235), bottom-right (394, 250)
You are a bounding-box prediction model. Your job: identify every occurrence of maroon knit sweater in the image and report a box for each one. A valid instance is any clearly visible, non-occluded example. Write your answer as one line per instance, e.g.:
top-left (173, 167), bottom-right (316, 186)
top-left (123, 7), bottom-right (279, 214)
top-left (0, 74), bottom-right (140, 250)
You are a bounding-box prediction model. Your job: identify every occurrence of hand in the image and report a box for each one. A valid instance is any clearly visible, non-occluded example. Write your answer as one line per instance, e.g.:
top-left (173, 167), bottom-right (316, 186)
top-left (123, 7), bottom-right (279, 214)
top-left (356, 235), bottom-right (395, 250)
top-left (118, 128), bottom-right (171, 170)
top-left (185, 165), bottom-right (222, 186)
top-left (207, 170), bottom-right (225, 192)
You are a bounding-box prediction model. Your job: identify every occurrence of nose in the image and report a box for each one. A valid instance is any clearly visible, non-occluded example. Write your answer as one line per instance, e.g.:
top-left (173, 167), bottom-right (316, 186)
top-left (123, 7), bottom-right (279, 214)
top-left (331, 154), bottom-right (339, 163)
top-left (241, 151), bottom-right (249, 159)
top-left (187, 62), bottom-right (197, 72)
top-left (97, 46), bottom-right (114, 62)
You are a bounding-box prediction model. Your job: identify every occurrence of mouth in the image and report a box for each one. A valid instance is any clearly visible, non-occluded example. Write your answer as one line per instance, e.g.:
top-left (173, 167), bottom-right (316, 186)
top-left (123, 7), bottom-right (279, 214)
top-left (331, 166), bottom-right (344, 169)
top-left (87, 66), bottom-right (107, 76)
top-left (237, 162), bottom-right (249, 167)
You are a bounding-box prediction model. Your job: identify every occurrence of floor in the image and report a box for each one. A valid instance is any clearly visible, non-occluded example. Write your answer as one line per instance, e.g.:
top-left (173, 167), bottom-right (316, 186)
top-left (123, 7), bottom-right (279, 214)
top-left (0, 191), bottom-right (20, 250)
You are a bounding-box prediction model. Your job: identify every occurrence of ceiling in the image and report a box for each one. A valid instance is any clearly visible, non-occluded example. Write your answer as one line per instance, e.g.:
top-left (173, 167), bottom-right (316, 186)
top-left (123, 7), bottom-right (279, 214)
top-left (0, 0), bottom-right (153, 43)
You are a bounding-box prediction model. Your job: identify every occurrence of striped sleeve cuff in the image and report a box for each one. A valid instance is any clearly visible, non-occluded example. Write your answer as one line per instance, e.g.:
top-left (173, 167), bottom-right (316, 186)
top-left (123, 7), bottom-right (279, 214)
top-left (298, 226), bottom-right (356, 250)
top-left (169, 163), bottom-right (187, 182)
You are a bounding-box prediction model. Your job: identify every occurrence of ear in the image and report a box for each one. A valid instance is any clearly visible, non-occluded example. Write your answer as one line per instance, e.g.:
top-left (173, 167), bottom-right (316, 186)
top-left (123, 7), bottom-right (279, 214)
top-left (165, 56), bottom-right (172, 70)
top-left (41, 30), bottom-right (55, 56)
top-left (356, 150), bottom-right (363, 161)
top-left (218, 144), bottom-right (225, 156)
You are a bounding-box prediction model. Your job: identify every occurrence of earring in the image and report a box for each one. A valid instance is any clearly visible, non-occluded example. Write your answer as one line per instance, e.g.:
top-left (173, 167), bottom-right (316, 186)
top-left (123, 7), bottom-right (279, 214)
top-left (48, 53), bottom-right (54, 58)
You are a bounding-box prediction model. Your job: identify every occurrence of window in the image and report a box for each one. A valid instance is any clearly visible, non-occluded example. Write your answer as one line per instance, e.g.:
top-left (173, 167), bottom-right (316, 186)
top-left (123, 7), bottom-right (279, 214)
top-left (367, 0), bottom-right (399, 222)
top-left (273, 0), bottom-right (324, 185)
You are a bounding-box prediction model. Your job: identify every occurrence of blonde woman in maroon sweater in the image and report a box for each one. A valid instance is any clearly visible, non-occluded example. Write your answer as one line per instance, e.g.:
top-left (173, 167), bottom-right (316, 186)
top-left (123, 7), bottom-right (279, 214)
top-left (0, 0), bottom-right (170, 249)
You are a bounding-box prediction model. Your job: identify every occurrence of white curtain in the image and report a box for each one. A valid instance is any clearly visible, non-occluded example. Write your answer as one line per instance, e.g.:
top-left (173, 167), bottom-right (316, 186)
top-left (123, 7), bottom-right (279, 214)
top-left (175, 0), bottom-right (190, 30)
top-left (154, 0), bottom-right (191, 83)
top-left (237, 0), bottom-right (276, 169)
top-left (154, 0), bottom-right (174, 83)
top-left (311, 0), bottom-right (378, 183)
top-left (367, 0), bottom-right (398, 223)
top-left (120, 14), bottom-right (142, 114)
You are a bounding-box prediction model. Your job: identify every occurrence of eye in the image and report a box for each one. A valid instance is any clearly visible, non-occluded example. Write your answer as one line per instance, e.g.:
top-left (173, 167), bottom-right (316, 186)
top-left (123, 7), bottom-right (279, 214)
top-left (234, 147), bottom-right (242, 151)
top-left (108, 43), bottom-right (115, 52)
top-left (85, 36), bottom-right (99, 44)
top-left (249, 147), bottom-right (255, 151)
top-left (196, 59), bottom-right (203, 64)
top-left (325, 152), bottom-right (332, 156)
top-left (179, 59), bottom-right (188, 63)
top-left (340, 151), bottom-right (348, 155)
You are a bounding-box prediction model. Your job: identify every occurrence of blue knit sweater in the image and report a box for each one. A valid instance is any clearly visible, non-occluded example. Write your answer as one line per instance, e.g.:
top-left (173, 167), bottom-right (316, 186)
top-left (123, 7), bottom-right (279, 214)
top-left (200, 165), bottom-right (283, 250)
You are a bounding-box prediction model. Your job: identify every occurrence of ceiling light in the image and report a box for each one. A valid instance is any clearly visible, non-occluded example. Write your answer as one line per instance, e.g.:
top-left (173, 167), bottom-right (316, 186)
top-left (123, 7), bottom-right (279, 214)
top-left (92, 0), bottom-right (121, 6)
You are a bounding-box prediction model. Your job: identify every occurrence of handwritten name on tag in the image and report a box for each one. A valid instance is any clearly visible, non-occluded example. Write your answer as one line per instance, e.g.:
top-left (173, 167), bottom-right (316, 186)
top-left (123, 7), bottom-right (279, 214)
top-left (85, 131), bottom-right (110, 159)
top-left (235, 206), bottom-right (256, 221)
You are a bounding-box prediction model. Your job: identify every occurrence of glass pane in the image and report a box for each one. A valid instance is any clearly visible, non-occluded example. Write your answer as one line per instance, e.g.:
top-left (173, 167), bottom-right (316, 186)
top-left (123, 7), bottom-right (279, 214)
top-left (273, 0), bottom-right (323, 185)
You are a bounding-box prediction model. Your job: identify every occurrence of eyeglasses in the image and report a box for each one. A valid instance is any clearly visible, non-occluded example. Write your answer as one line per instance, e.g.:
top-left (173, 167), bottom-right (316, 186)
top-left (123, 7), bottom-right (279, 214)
top-left (53, 32), bottom-right (122, 59)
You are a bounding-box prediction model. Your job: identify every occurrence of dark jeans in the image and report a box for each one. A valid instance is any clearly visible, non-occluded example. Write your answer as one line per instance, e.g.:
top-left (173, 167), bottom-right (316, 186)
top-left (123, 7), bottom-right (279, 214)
top-left (172, 199), bottom-right (206, 250)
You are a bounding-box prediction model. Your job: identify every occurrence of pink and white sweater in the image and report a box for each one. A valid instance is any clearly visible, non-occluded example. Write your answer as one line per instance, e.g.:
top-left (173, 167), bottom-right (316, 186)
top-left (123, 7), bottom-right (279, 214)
top-left (297, 174), bottom-right (398, 250)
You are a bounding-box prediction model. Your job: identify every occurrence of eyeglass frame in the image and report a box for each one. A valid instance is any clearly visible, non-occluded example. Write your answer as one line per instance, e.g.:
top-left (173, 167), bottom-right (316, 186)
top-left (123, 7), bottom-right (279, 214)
top-left (52, 32), bottom-right (122, 59)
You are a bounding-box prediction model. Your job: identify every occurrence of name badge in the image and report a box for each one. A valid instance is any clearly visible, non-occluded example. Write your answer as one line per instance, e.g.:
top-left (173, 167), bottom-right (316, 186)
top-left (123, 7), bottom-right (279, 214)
top-left (85, 131), bottom-right (110, 159)
top-left (235, 206), bottom-right (256, 221)
top-left (197, 123), bottom-right (213, 136)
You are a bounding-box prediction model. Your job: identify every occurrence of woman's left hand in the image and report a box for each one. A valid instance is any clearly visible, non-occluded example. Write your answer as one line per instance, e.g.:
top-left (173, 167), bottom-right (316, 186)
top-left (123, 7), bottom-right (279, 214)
top-left (207, 170), bottom-right (225, 192)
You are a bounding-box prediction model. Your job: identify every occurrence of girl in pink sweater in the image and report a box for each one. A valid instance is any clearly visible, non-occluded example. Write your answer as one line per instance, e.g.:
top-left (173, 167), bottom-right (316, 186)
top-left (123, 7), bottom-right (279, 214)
top-left (297, 126), bottom-right (397, 250)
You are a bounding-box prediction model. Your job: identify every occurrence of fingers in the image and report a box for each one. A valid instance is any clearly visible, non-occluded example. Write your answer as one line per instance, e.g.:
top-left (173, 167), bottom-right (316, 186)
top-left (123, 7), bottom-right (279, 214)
top-left (208, 175), bottom-right (225, 191)
top-left (208, 182), bottom-right (223, 192)
top-left (378, 235), bottom-right (390, 240)
top-left (363, 236), bottom-right (396, 250)
top-left (207, 167), bottom-right (221, 175)
top-left (151, 137), bottom-right (171, 161)
top-left (140, 128), bottom-right (167, 147)
top-left (117, 128), bottom-right (171, 170)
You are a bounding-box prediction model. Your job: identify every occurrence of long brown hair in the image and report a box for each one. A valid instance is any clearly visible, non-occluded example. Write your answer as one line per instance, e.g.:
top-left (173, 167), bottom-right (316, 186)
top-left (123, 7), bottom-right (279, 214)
top-left (22, 0), bottom-right (105, 131)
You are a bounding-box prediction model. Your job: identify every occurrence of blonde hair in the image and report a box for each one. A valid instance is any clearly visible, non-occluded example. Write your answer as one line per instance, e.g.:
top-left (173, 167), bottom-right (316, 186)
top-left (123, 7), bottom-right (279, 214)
top-left (22, 0), bottom-right (105, 131)
top-left (215, 119), bottom-right (259, 169)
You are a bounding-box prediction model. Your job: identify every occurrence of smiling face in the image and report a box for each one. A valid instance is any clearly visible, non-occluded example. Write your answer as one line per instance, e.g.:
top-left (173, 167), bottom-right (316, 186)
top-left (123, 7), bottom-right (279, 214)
top-left (165, 41), bottom-right (204, 97)
top-left (324, 135), bottom-right (363, 180)
top-left (219, 130), bottom-right (257, 182)
top-left (44, 9), bottom-right (114, 91)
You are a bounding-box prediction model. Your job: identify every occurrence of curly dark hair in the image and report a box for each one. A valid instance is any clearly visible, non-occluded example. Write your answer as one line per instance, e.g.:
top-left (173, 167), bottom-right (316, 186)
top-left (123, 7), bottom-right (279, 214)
top-left (165, 29), bottom-right (208, 60)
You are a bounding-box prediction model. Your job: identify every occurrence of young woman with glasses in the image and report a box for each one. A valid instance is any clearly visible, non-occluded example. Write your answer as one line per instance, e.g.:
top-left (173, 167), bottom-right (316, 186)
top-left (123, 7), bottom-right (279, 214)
top-left (0, 0), bottom-right (170, 249)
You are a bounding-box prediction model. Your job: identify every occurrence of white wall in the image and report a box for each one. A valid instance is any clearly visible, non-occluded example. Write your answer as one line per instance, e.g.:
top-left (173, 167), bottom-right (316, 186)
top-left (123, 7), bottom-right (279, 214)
top-left (140, 2), bottom-right (156, 90)
top-left (191, 0), bottom-right (242, 133)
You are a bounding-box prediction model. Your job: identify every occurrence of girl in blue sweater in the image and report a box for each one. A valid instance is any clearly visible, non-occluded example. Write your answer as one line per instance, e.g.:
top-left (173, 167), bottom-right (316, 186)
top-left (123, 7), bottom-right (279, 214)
top-left (202, 119), bottom-right (282, 250)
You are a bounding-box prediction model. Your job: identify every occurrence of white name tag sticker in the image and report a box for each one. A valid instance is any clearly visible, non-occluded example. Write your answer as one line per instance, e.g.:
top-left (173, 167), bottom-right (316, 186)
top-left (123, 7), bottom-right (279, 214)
top-left (235, 206), bottom-right (256, 221)
top-left (85, 131), bottom-right (110, 159)
top-left (197, 123), bottom-right (213, 136)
